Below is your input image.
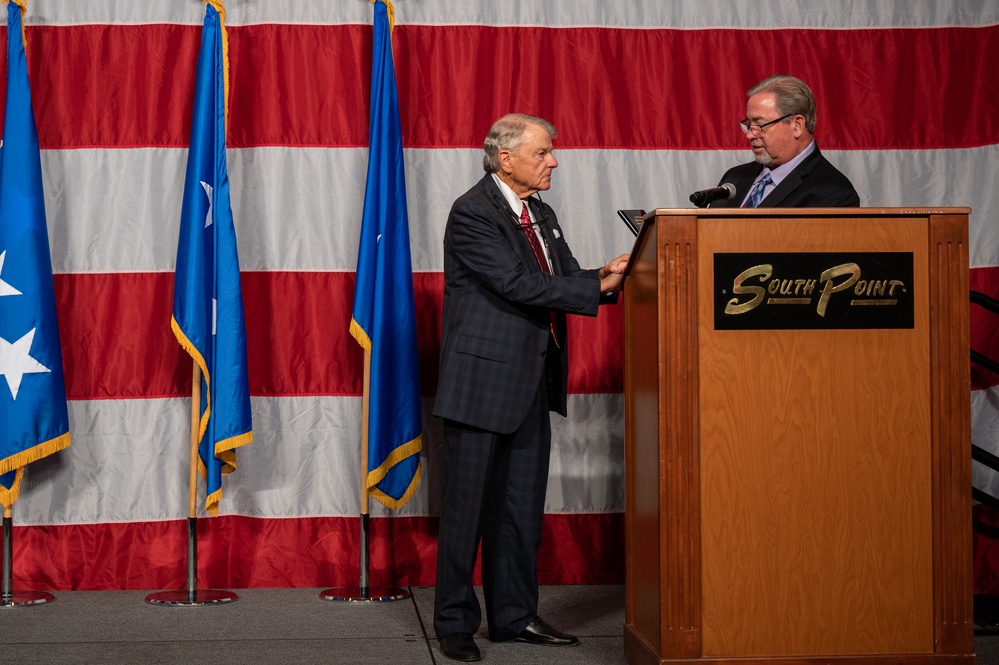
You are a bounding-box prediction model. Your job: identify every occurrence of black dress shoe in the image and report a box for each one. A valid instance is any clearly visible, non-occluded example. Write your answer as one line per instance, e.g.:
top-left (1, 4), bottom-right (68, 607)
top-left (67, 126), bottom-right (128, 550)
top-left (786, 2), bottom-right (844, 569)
top-left (514, 616), bottom-right (579, 646)
top-left (439, 633), bottom-right (481, 662)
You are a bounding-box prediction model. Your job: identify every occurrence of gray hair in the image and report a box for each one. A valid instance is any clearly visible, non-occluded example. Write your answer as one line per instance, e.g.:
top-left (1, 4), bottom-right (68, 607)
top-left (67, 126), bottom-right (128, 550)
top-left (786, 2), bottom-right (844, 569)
top-left (482, 113), bottom-right (558, 173)
top-left (748, 74), bottom-right (816, 134)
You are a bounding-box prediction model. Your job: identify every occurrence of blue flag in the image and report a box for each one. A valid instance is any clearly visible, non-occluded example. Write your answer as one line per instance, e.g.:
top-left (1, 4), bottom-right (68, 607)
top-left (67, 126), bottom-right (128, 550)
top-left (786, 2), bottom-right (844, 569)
top-left (0, 2), bottom-right (71, 509)
top-left (171, 2), bottom-right (252, 517)
top-left (349, 0), bottom-right (422, 509)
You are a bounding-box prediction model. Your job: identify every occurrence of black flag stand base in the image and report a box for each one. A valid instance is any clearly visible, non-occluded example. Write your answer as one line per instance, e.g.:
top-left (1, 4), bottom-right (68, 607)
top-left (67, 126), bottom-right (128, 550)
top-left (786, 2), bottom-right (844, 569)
top-left (145, 588), bottom-right (239, 606)
top-left (319, 586), bottom-right (410, 602)
top-left (1, 591), bottom-right (56, 608)
top-left (1, 512), bottom-right (56, 608)
top-left (144, 517), bottom-right (239, 607)
top-left (320, 513), bottom-right (410, 603)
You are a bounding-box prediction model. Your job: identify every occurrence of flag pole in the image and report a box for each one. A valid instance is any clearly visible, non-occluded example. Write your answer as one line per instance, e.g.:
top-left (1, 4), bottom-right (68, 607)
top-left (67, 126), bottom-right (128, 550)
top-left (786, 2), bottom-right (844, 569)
top-left (1, 504), bottom-right (55, 607)
top-left (0, 0), bottom-right (64, 612)
top-left (360, 351), bottom-right (372, 592)
top-left (320, 351), bottom-right (409, 602)
top-left (187, 361), bottom-right (202, 598)
top-left (321, 0), bottom-right (416, 603)
top-left (144, 362), bottom-right (238, 607)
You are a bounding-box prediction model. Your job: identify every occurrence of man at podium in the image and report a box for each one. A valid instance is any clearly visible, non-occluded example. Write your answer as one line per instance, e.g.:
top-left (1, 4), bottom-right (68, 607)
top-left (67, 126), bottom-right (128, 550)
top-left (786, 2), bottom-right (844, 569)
top-left (709, 74), bottom-right (860, 208)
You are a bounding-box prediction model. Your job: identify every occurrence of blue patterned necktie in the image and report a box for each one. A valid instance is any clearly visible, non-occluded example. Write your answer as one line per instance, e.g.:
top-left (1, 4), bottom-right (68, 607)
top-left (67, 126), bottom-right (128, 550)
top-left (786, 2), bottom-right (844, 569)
top-left (743, 172), bottom-right (773, 208)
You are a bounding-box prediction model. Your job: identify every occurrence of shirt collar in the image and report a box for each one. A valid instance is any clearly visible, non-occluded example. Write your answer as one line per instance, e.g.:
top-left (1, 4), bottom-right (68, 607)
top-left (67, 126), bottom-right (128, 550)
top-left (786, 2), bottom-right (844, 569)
top-left (765, 139), bottom-right (816, 186)
top-left (491, 173), bottom-right (534, 222)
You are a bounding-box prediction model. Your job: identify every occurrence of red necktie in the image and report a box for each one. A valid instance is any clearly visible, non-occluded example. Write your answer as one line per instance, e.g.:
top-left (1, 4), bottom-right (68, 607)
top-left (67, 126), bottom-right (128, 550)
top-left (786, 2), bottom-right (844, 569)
top-left (520, 202), bottom-right (559, 347)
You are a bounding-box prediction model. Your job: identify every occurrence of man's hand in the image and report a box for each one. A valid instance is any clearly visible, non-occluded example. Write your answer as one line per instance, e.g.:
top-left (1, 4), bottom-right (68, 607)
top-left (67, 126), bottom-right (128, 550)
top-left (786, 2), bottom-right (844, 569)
top-left (598, 253), bottom-right (630, 293)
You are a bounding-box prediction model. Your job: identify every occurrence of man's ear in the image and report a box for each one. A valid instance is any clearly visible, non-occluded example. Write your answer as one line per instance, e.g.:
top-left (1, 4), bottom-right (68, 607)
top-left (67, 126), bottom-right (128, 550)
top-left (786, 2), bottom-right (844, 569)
top-left (498, 149), bottom-right (513, 173)
top-left (793, 115), bottom-right (805, 138)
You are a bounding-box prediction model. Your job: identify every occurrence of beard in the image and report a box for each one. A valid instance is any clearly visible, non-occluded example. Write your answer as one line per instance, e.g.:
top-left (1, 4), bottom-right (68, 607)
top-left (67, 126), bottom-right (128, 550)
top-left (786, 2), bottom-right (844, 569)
top-left (753, 151), bottom-right (773, 166)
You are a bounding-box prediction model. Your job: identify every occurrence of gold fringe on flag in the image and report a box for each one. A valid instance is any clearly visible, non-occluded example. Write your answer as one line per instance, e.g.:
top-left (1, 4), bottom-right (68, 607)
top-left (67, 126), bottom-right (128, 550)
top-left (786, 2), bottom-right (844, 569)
top-left (0, 433), bottom-right (70, 509)
top-left (204, 0), bottom-right (230, 126)
top-left (8, 0), bottom-right (28, 50)
top-left (371, 0), bottom-right (396, 31)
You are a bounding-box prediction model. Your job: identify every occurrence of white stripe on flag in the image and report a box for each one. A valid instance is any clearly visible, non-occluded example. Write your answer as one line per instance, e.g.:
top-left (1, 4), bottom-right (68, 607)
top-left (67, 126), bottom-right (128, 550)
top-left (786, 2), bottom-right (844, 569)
top-left (16, 394), bottom-right (624, 525)
top-left (44, 146), bottom-right (999, 274)
top-left (25, 0), bottom-right (999, 29)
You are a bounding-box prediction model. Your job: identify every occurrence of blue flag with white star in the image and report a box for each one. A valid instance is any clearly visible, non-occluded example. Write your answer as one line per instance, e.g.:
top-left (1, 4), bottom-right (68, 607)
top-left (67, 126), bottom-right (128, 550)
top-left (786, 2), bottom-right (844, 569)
top-left (171, 2), bottom-right (252, 516)
top-left (349, 0), bottom-right (422, 509)
top-left (0, 1), bottom-right (71, 508)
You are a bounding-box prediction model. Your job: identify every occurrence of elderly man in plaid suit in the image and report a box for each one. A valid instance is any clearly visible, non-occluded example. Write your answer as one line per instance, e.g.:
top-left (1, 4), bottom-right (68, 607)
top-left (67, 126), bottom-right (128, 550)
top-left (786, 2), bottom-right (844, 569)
top-left (432, 113), bottom-right (628, 662)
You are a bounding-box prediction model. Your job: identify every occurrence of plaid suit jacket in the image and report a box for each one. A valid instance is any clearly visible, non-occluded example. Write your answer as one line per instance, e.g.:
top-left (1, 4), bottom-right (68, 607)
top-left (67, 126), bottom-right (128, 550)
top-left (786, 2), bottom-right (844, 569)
top-left (432, 174), bottom-right (602, 434)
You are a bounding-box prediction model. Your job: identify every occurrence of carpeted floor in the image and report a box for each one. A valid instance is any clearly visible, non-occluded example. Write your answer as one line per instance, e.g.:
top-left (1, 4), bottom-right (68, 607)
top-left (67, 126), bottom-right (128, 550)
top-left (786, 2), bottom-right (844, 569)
top-left (1, 584), bottom-right (996, 664)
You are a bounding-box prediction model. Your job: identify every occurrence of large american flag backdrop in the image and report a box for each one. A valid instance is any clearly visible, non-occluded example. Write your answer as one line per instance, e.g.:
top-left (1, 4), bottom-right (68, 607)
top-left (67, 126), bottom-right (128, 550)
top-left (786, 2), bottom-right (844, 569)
top-left (5, 1), bottom-right (999, 591)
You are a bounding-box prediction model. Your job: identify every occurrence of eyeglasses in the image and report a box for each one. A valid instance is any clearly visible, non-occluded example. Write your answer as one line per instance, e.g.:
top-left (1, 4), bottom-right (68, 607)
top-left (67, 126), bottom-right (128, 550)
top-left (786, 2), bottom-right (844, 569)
top-left (739, 113), bottom-right (793, 135)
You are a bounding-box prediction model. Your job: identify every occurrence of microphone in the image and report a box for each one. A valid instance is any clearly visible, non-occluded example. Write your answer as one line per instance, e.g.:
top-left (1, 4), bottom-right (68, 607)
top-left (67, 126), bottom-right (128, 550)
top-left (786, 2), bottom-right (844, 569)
top-left (689, 183), bottom-right (736, 207)
top-left (516, 195), bottom-right (550, 227)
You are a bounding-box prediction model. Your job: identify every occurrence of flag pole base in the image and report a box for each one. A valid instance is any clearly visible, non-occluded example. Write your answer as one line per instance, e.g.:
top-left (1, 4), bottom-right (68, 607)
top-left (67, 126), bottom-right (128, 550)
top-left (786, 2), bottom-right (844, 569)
top-left (144, 589), bottom-right (239, 607)
top-left (0, 591), bottom-right (55, 608)
top-left (319, 586), bottom-right (410, 602)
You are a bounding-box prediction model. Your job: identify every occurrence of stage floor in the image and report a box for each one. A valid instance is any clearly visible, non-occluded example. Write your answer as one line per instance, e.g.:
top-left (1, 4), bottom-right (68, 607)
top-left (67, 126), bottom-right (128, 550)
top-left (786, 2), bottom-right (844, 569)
top-left (0, 584), bottom-right (624, 664)
top-left (2, 584), bottom-right (998, 664)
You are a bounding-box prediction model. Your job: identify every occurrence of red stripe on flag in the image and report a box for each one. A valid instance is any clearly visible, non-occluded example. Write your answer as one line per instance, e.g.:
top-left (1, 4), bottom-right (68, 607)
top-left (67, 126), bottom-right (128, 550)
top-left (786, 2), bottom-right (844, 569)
top-left (53, 272), bottom-right (624, 399)
top-left (21, 24), bottom-right (999, 150)
top-left (53, 265), bottom-right (992, 396)
top-left (26, 24), bottom-right (201, 149)
top-left (54, 272), bottom-right (190, 399)
top-left (8, 513), bottom-right (624, 590)
top-left (395, 24), bottom-right (999, 150)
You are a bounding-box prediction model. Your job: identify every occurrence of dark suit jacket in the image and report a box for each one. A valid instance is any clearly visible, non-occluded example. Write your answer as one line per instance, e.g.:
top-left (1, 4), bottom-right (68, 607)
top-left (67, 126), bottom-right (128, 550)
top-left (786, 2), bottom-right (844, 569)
top-left (710, 144), bottom-right (860, 208)
top-left (433, 174), bottom-right (602, 434)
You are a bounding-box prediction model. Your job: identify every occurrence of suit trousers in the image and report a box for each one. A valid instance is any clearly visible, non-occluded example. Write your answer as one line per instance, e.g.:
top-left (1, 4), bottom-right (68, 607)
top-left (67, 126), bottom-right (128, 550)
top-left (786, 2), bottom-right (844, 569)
top-left (433, 368), bottom-right (552, 641)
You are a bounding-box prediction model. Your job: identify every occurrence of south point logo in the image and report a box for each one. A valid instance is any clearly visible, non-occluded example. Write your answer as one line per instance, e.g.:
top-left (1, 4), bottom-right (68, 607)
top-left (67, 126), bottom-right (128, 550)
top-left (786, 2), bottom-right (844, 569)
top-left (724, 263), bottom-right (906, 317)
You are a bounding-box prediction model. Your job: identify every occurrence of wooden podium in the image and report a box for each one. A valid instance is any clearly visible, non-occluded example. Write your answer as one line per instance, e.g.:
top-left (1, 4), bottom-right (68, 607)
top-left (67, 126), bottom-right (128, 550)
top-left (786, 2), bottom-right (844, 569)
top-left (622, 208), bottom-right (974, 665)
